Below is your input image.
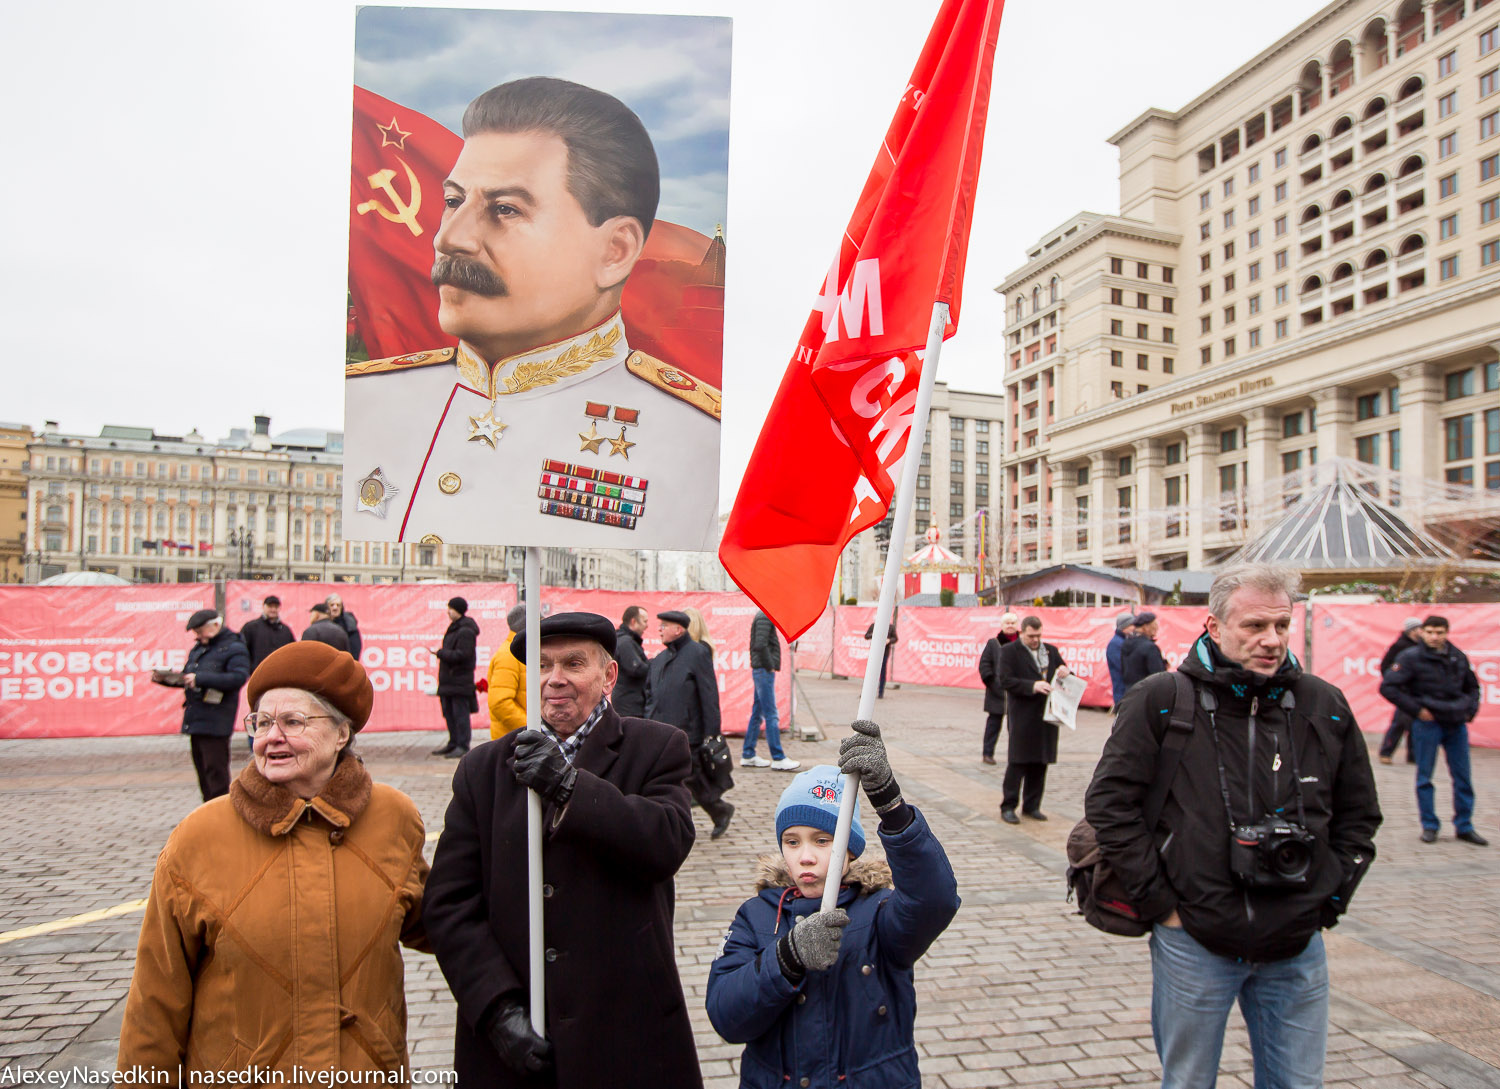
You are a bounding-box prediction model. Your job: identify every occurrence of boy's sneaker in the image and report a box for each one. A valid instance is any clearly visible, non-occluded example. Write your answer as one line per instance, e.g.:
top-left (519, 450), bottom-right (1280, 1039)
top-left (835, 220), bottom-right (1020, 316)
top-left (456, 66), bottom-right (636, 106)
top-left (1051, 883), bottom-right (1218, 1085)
top-left (770, 758), bottom-right (801, 771)
top-left (741, 756), bottom-right (771, 768)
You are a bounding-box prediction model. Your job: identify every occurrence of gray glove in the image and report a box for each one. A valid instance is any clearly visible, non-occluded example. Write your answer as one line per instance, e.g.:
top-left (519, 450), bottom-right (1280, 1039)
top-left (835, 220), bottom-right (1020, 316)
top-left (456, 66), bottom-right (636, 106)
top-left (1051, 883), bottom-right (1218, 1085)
top-left (838, 719), bottom-right (903, 814)
top-left (776, 908), bottom-right (850, 980)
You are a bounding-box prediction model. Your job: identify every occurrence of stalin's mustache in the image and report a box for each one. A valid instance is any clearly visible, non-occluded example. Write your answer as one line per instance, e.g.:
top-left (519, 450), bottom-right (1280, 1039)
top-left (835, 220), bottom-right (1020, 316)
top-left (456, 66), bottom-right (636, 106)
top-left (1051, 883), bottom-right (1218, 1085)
top-left (431, 255), bottom-right (508, 298)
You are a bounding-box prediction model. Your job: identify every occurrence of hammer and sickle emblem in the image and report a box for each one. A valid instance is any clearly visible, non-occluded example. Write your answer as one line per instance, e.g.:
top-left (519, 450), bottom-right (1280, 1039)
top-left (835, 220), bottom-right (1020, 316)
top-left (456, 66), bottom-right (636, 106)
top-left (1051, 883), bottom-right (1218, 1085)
top-left (356, 157), bottom-right (423, 237)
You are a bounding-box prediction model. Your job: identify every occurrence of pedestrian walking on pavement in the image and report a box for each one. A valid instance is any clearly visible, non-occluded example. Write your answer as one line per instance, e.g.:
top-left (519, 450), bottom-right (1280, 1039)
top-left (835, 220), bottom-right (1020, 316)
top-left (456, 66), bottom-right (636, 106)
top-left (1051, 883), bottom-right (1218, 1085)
top-left (486, 604), bottom-right (527, 739)
top-left (612, 604), bottom-right (650, 717)
top-left (977, 611), bottom-right (1019, 765)
top-left (647, 609), bottom-right (735, 838)
top-left (1086, 563), bottom-right (1382, 1089)
top-left (1376, 616), bottom-right (1423, 764)
top-left (424, 612), bottom-right (702, 1089)
top-left (119, 641), bottom-right (428, 1081)
top-left (240, 595), bottom-right (296, 669)
top-left (325, 593), bottom-right (362, 662)
top-left (431, 597), bottom-right (479, 757)
top-left (303, 603), bottom-right (351, 653)
top-left (1120, 610), bottom-right (1167, 689)
top-left (1381, 615), bottom-right (1487, 845)
top-left (175, 609), bottom-right (251, 802)
top-left (864, 611), bottom-right (898, 699)
top-left (997, 616), bottom-right (1069, 822)
top-left (706, 724), bottom-right (959, 1089)
top-left (1105, 612), bottom-right (1136, 710)
top-left (743, 609), bottom-right (798, 770)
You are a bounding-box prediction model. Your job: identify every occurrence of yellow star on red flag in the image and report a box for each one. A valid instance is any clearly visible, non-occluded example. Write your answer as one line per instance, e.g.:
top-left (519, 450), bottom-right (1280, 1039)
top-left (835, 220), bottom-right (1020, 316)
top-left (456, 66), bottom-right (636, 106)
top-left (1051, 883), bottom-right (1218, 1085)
top-left (377, 116), bottom-right (412, 149)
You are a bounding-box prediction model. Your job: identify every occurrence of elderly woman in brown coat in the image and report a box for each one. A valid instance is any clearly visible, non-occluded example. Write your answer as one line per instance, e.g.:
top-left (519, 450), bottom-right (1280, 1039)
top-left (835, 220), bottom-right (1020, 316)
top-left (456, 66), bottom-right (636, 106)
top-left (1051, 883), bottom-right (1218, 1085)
top-left (118, 642), bottom-right (428, 1081)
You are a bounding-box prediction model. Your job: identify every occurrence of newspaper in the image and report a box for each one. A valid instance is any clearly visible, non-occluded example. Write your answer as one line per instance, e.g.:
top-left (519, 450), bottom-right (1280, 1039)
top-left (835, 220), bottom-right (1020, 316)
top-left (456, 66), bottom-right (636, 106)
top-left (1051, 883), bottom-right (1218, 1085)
top-left (1042, 671), bottom-right (1087, 730)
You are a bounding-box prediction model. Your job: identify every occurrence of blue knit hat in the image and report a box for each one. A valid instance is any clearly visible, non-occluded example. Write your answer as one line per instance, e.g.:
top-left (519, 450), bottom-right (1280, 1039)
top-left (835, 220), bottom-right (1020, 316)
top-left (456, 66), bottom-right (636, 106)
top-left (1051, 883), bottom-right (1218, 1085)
top-left (774, 765), bottom-right (865, 859)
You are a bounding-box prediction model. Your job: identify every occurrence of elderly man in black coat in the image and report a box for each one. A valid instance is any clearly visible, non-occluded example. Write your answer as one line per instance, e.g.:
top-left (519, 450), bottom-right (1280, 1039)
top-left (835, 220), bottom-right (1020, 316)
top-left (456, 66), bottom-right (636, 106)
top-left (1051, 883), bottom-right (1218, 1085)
top-left (647, 609), bottom-right (734, 838)
top-left (997, 615), bottom-right (1070, 823)
top-left (425, 612), bottom-right (701, 1089)
top-left (177, 609), bottom-right (251, 802)
top-left (977, 612), bottom-right (1020, 766)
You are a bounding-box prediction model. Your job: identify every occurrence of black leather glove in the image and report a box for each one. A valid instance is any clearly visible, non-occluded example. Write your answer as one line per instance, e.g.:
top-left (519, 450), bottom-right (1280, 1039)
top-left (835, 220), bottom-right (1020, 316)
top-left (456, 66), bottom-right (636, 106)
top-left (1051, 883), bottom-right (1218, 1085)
top-left (775, 909), bottom-right (850, 981)
top-left (483, 998), bottom-right (554, 1078)
top-left (513, 732), bottom-right (578, 806)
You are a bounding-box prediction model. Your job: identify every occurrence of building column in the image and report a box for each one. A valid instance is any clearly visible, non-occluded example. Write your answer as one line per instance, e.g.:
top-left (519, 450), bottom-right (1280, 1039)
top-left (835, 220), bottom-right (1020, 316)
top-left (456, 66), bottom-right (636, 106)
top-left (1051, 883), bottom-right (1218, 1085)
top-left (1314, 386), bottom-right (1354, 468)
top-left (1089, 451), bottom-right (1115, 566)
top-left (1385, 24), bottom-right (1397, 64)
top-left (1135, 439), bottom-right (1162, 568)
top-left (1244, 407), bottom-right (1280, 536)
top-left (1185, 424), bottom-right (1214, 568)
top-left (1397, 362), bottom-right (1441, 506)
top-left (1423, 0), bottom-right (1435, 43)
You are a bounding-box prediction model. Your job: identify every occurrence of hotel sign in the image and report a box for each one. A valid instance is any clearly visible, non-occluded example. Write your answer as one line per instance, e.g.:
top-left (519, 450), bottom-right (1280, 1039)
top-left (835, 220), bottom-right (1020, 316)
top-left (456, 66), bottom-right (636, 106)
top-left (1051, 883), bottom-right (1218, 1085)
top-left (1170, 375), bottom-right (1274, 415)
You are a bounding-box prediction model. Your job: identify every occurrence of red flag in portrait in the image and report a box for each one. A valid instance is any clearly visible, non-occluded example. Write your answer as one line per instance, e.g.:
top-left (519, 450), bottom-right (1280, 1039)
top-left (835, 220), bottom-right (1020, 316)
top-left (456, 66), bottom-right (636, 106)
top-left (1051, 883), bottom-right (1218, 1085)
top-left (720, 0), bottom-right (1004, 640)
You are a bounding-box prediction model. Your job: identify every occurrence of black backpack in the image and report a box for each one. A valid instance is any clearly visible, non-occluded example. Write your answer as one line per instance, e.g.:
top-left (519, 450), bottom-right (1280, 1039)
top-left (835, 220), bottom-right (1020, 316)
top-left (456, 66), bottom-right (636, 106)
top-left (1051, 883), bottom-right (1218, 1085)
top-left (1066, 672), bottom-right (1195, 937)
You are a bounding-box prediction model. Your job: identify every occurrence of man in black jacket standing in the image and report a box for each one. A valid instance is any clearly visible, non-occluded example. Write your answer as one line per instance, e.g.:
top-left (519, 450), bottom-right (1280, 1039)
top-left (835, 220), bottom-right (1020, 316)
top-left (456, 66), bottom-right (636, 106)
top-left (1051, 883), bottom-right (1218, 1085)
top-left (647, 609), bottom-right (733, 838)
top-left (1120, 610), bottom-right (1168, 689)
top-left (977, 611), bottom-right (1019, 766)
top-left (997, 615), bottom-right (1069, 822)
top-left (303, 603), bottom-right (351, 652)
top-left (1381, 615), bottom-right (1485, 845)
top-left (1085, 563), bottom-right (1381, 1089)
top-left (240, 595), bottom-right (295, 669)
top-left (179, 609), bottom-right (251, 802)
top-left (612, 605), bottom-right (650, 717)
top-left (1376, 616), bottom-right (1422, 764)
top-left (432, 596), bottom-right (480, 757)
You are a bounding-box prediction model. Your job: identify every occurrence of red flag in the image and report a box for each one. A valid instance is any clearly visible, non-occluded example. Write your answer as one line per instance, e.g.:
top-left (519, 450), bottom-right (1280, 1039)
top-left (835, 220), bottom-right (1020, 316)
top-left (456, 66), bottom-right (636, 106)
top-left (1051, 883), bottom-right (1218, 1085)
top-left (719, 0), bottom-right (1003, 640)
top-left (347, 87), bottom-right (725, 384)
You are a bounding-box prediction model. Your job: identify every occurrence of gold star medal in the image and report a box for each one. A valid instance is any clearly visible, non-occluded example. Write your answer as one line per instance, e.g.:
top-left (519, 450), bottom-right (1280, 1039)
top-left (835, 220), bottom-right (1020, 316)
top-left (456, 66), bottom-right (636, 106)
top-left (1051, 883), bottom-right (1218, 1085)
top-left (578, 420), bottom-right (606, 454)
top-left (608, 427), bottom-right (636, 460)
top-left (468, 408), bottom-right (508, 448)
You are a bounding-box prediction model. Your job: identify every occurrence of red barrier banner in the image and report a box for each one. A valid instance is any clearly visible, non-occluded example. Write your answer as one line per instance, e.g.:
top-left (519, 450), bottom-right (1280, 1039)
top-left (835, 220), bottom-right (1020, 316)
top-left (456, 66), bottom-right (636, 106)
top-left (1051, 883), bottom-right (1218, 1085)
top-left (832, 607), bottom-right (878, 679)
top-left (0, 586), bottom-right (214, 739)
top-left (889, 605), bottom-right (1306, 710)
top-left (791, 609), bottom-right (835, 674)
top-left (1310, 602), bottom-right (1500, 747)
top-left (226, 583), bottom-right (788, 738)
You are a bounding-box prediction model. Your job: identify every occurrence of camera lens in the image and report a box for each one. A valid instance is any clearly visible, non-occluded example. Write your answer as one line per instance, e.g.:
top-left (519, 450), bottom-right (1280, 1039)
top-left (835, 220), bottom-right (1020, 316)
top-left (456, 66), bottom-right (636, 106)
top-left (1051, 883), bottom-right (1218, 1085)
top-left (1270, 837), bottom-right (1312, 879)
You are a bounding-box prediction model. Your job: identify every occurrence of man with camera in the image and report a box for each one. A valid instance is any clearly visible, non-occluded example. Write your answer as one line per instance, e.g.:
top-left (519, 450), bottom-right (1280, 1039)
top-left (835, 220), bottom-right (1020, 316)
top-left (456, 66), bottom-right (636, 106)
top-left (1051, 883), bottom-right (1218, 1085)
top-left (1085, 563), bottom-right (1381, 1089)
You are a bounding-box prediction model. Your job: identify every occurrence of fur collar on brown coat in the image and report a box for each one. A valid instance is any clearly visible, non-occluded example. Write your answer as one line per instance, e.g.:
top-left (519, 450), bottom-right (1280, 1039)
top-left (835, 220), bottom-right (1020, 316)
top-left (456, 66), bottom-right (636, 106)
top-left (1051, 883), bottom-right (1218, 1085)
top-left (753, 853), bottom-right (893, 895)
top-left (230, 751), bottom-right (372, 836)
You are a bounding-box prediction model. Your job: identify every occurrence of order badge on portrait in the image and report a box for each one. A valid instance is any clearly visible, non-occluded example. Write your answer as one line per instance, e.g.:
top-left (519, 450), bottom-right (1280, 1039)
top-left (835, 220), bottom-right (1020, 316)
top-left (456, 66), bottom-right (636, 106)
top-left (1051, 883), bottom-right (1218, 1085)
top-left (341, 7), bottom-right (730, 553)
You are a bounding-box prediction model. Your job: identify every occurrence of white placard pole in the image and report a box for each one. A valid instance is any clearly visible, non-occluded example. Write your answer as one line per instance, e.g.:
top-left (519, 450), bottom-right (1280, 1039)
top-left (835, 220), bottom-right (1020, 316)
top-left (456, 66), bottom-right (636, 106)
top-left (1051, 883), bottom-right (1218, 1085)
top-left (523, 547), bottom-right (545, 1033)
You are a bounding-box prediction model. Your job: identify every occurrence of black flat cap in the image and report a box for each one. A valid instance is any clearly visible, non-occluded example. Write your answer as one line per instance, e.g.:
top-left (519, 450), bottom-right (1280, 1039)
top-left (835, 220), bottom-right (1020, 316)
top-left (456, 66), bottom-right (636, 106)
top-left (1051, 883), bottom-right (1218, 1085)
top-left (511, 611), bottom-right (617, 665)
top-left (657, 610), bottom-right (691, 627)
top-left (185, 609), bottom-right (219, 631)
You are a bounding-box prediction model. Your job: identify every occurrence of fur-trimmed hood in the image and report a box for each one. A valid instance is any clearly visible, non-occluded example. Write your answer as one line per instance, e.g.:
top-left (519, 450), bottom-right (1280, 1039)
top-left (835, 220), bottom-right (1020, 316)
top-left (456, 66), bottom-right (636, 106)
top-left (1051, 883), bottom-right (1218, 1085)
top-left (752, 853), bottom-right (893, 896)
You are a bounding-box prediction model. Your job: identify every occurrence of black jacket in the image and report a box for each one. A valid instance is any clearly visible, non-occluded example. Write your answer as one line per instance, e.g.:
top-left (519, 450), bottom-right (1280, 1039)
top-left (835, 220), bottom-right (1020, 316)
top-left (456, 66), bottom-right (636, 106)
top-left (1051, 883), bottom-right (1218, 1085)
top-left (749, 612), bottom-right (781, 672)
top-left (977, 631), bottom-right (1018, 715)
top-left (334, 610), bottom-right (362, 661)
top-left (998, 638), bottom-right (1065, 764)
top-left (1379, 632), bottom-right (1419, 676)
top-left (434, 615), bottom-right (480, 698)
top-left (424, 708), bottom-right (701, 1089)
top-left (1380, 641), bottom-right (1481, 725)
top-left (302, 619), bottom-right (350, 653)
top-left (645, 633), bottom-right (721, 747)
top-left (612, 625), bottom-right (650, 717)
top-left (1085, 633), bottom-right (1382, 962)
top-left (181, 629), bottom-right (251, 738)
top-left (1121, 635), bottom-right (1168, 689)
top-left (239, 617), bottom-right (295, 669)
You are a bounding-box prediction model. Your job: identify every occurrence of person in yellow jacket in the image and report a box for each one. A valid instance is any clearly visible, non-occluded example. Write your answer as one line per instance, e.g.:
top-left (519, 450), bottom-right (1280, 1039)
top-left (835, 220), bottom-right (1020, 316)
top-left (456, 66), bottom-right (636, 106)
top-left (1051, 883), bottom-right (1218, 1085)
top-left (488, 603), bottom-right (528, 738)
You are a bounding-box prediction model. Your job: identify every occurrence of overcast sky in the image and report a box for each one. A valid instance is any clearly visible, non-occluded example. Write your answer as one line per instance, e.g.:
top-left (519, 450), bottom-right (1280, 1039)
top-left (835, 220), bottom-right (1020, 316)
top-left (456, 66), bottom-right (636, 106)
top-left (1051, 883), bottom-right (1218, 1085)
top-left (1, 0), bottom-right (1328, 509)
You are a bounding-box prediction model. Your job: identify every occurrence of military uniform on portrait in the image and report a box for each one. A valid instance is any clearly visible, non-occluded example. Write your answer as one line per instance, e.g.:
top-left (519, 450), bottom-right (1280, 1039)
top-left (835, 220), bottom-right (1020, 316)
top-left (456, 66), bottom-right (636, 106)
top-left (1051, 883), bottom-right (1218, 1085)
top-left (344, 312), bottom-right (720, 551)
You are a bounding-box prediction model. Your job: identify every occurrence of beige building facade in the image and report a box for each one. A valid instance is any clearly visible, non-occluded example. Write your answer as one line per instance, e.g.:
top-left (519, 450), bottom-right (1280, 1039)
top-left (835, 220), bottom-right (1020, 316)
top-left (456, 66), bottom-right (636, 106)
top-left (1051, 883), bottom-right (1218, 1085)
top-left (0, 423), bottom-right (33, 583)
top-left (997, 0), bottom-right (1500, 573)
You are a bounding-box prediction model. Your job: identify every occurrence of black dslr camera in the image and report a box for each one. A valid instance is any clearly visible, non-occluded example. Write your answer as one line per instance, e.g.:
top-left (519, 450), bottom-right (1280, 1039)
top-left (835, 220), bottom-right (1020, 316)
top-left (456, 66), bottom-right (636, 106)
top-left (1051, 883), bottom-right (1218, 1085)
top-left (1229, 818), bottom-right (1317, 890)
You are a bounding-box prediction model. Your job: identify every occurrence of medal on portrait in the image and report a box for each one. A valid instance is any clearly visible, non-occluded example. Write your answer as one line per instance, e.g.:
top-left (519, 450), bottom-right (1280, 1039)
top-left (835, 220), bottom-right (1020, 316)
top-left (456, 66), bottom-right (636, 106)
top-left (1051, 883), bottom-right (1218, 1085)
top-left (343, 8), bottom-right (730, 551)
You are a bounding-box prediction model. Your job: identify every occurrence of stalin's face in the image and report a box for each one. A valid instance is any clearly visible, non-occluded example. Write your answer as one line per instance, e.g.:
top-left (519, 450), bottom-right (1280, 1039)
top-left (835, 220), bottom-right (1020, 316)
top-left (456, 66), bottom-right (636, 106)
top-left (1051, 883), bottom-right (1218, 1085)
top-left (434, 130), bottom-right (646, 364)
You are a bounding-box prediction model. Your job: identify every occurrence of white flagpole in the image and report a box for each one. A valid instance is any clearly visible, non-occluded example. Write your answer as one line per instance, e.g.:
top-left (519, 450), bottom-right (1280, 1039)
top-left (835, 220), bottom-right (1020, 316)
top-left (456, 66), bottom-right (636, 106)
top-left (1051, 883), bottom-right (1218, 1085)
top-left (523, 546), bottom-right (546, 1033)
top-left (821, 301), bottom-right (949, 912)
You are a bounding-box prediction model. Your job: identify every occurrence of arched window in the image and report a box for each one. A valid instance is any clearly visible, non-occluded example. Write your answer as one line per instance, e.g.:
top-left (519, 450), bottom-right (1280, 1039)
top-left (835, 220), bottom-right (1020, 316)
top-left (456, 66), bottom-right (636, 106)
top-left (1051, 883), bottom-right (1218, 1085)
top-left (1032, 286), bottom-right (1041, 312)
top-left (1362, 171), bottom-right (1388, 193)
top-left (1363, 248), bottom-right (1389, 269)
top-left (1397, 75), bottom-right (1423, 101)
top-left (1301, 203), bottom-right (1324, 224)
top-left (1301, 275), bottom-right (1324, 294)
top-left (1299, 60), bottom-right (1323, 114)
top-left (1362, 95), bottom-right (1388, 120)
top-left (1359, 19), bottom-right (1389, 76)
top-left (1398, 233), bottom-right (1425, 255)
top-left (1397, 154), bottom-right (1424, 177)
top-left (1331, 114), bottom-right (1354, 137)
top-left (1301, 133), bottom-right (1323, 154)
top-left (1049, 276), bottom-right (1059, 304)
top-left (1013, 296), bottom-right (1023, 322)
top-left (1331, 189), bottom-right (1354, 209)
top-left (1331, 262), bottom-right (1354, 282)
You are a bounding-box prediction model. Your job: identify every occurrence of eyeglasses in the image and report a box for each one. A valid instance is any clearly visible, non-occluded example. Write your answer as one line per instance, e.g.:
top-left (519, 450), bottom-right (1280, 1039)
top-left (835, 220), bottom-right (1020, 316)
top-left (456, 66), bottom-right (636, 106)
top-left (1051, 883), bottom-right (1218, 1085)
top-left (244, 712), bottom-right (333, 737)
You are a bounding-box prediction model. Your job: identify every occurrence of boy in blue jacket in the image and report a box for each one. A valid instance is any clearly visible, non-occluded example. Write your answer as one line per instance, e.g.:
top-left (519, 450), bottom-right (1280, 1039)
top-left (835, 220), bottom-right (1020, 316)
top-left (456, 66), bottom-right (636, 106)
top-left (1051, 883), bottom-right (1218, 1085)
top-left (706, 720), bottom-right (960, 1088)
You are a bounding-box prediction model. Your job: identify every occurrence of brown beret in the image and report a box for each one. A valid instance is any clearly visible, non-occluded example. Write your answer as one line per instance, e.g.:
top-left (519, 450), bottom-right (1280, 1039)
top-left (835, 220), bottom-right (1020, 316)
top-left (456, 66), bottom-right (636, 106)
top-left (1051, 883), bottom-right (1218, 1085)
top-left (246, 642), bottom-right (374, 732)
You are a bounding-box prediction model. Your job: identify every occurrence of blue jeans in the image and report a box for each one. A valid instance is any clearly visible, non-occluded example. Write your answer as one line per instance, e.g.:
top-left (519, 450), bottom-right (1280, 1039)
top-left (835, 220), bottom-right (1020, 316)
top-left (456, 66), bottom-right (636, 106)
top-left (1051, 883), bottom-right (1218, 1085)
top-left (1150, 924), bottom-right (1327, 1089)
top-left (743, 668), bottom-right (784, 760)
top-left (1411, 719), bottom-right (1475, 834)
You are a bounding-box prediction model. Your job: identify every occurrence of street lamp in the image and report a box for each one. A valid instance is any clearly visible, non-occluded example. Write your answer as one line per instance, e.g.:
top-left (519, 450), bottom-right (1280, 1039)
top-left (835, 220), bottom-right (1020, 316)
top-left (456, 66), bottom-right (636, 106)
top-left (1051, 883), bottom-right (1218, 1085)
top-left (23, 548), bottom-right (45, 584)
top-left (227, 528), bottom-right (253, 580)
top-left (314, 545), bottom-right (335, 583)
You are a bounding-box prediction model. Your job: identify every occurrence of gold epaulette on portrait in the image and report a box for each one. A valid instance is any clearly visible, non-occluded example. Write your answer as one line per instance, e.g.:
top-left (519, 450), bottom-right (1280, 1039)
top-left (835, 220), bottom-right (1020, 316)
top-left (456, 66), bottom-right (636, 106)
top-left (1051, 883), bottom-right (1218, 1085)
top-left (625, 351), bottom-right (722, 421)
top-left (345, 347), bottom-right (458, 378)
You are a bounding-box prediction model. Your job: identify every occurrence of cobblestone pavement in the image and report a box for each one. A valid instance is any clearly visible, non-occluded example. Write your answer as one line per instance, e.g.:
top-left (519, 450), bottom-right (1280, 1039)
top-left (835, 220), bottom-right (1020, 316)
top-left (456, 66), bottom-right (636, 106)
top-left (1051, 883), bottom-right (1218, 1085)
top-left (4, 674), bottom-right (1500, 1088)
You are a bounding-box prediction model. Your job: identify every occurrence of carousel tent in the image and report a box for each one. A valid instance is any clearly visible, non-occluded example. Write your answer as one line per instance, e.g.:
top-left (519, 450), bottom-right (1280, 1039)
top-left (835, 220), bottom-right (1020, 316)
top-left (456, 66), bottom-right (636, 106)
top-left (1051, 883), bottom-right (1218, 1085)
top-left (37, 570), bottom-right (133, 586)
top-left (902, 527), bottom-right (976, 597)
